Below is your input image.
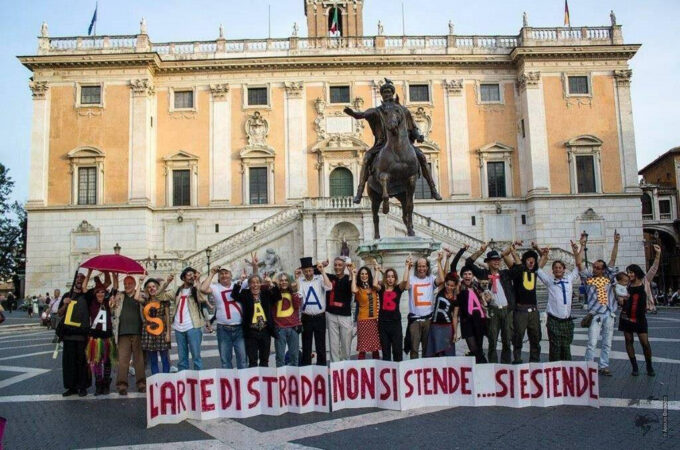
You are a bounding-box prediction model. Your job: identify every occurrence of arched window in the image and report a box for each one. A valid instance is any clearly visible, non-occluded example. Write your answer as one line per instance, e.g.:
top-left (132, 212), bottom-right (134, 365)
top-left (641, 193), bottom-right (653, 220)
top-left (329, 168), bottom-right (353, 197)
top-left (328, 6), bottom-right (343, 36)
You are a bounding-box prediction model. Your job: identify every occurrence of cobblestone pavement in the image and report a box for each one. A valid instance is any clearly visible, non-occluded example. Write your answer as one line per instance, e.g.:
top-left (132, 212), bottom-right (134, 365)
top-left (0, 309), bottom-right (678, 449)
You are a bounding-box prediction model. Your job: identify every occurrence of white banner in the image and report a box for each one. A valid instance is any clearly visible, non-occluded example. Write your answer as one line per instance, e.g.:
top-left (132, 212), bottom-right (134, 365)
top-left (147, 359), bottom-right (599, 427)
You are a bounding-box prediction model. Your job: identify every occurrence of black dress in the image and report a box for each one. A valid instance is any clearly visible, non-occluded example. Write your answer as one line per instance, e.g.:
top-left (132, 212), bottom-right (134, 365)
top-left (618, 284), bottom-right (648, 334)
top-left (457, 287), bottom-right (487, 339)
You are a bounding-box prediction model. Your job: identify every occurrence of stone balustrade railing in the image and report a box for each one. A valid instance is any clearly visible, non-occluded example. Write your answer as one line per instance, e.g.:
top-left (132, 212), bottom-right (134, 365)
top-left (303, 196), bottom-right (370, 210)
top-left (36, 25), bottom-right (624, 59)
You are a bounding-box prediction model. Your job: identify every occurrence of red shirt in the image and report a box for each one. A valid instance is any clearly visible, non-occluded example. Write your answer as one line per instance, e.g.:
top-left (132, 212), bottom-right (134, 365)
top-left (272, 291), bottom-right (302, 328)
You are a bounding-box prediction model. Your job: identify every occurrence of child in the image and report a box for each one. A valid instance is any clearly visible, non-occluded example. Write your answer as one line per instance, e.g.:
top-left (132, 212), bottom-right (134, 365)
top-left (614, 272), bottom-right (630, 307)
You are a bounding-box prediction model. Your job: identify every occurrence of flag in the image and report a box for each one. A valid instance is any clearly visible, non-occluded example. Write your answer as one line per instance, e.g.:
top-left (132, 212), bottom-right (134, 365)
top-left (329, 7), bottom-right (339, 34)
top-left (88, 3), bottom-right (98, 36)
top-left (564, 0), bottom-right (571, 27)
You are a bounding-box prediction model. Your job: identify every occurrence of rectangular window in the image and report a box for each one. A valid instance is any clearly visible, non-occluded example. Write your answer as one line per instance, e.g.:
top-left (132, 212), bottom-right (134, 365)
top-left (174, 90), bottom-right (194, 109)
top-left (487, 161), bottom-right (506, 198)
top-left (415, 163), bottom-right (433, 200)
top-left (329, 86), bottom-right (350, 104)
top-left (77, 167), bottom-right (97, 205)
top-left (249, 167), bottom-right (268, 204)
top-left (80, 85), bottom-right (101, 105)
top-left (480, 84), bottom-right (501, 103)
top-left (247, 87), bottom-right (268, 106)
top-left (568, 76), bottom-right (589, 95)
top-left (409, 84), bottom-right (430, 102)
top-left (659, 199), bottom-right (672, 220)
top-left (172, 170), bottom-right (191, 206)
top-left (576, 155), bottom-right (596, 193)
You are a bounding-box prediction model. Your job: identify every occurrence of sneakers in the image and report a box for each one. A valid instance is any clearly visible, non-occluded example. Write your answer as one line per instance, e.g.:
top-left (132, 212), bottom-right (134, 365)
top-left (62, 389), bottom-right (77, 397)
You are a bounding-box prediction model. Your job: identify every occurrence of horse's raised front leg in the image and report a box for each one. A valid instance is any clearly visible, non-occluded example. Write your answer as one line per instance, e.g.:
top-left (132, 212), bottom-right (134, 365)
top-left (379, 172), bottom-right (390, 214)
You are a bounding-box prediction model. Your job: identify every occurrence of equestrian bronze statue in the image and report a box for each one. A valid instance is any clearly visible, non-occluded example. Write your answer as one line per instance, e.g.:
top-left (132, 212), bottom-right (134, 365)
top-left (344, 78), bottom-right (442, 238)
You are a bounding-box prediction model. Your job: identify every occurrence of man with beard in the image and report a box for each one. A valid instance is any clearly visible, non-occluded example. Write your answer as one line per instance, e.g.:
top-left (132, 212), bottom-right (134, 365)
top-left (465, 243), bottom-right (515, 364)
top-left (325, 257), bottom-right (354, 362)
top-left (505, 243), bottom-right (543, 364)
top-left (171, 267), bottom-right (209, 371)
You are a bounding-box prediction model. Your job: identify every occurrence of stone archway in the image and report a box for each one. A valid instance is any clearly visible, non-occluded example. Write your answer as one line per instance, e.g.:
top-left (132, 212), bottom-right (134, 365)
top-left (327, 221), bottom-right (361, 262)
top-left (643, 227), bottom-right (680, 294)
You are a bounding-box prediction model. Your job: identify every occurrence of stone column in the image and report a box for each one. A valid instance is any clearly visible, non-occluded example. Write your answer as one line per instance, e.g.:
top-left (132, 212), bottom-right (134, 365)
top-left (209, 84), bottom-right (231, 206)
top-left (128, 79), bottom-right (155, 205)
top-left (27, 81), bottom-right (50, 207)
top-left (444, 79), bottom-right (471, 197)
top-left (518, 71), bottom-right (551, 195)
top-left (284, 82), bottom-right (307, 200)
top-left (614, 70), bottom-right (639, 192)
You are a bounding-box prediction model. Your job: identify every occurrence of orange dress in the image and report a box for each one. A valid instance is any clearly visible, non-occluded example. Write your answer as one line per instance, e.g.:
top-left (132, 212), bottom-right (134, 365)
top-left (355, 287), bottom-right (381, 352)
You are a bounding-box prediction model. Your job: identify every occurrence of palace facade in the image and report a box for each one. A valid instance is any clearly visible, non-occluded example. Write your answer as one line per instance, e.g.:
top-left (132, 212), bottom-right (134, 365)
top-left (19, 0), bottom-right (644, 293)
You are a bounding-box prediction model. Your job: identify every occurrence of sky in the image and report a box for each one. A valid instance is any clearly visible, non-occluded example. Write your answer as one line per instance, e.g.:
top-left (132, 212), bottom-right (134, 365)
top-left (1, 0), bottom-right (679, 204)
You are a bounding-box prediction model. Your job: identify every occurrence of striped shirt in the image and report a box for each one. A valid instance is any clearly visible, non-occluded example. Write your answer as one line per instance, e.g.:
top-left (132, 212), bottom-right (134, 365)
top-left (579, 267), bottom-right (618, 315)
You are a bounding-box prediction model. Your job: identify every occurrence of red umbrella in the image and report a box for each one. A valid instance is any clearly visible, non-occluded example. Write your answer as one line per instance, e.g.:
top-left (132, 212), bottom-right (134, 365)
top-left (80, 254), bottom-right (147, 275)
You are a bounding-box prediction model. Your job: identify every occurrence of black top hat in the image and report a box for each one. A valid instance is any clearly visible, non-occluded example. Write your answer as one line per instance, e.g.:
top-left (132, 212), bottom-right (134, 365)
top-left (300, 257), bottom-right (314, 269)
top-left (484, 250), bottom-right (502, 262)
top-left (180, 267), bottom-right (196, 281)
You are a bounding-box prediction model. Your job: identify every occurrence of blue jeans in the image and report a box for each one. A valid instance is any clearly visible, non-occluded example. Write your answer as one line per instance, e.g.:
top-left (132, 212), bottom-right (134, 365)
top-left (275, 327), bottom-right (300, 367)
top-left (175, 327), bottom-right (203, 371)
top-left (147, 350), bottom-right (170, 374)
top-left (217, 324), bottom-right (247, 369)
top-left (585, 311), bottom-right (615, 369)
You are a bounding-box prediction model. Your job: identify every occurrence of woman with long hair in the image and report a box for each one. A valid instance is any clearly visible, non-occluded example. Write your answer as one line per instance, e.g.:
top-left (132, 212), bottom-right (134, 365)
top-left (141, 276), bottom-right (174, 375)
top-left (619, 263), bottom-right (656, 376)
top-left (427, 271), bottom-right (459, 357)
top-left (351, 265), bottom-right (381, 360)
top-left (375, 264), bottom-right (408, 361)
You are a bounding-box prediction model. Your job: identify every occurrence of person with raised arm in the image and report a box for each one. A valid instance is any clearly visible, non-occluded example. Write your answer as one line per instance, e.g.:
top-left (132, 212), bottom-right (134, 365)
top-left (297, 257), bottom-right (333, 366)
top-left (169, 267), bottom-right (209, 373)
top-left (375, 262), bottom-right (407, 361)
top-left (427, 254), bottom-right (459, 357)
top-left (141, 275), bottom-right (174, 375)
top-left (325, 257), bottom-right (354, 362)
top-left (536, 241), bottom-right (581, 361)
top-left (351, 265), bottom-right (381, 360)
top-left (465, 242), bottom-right (515, 364)
top-left (454, 266), bottom-right (488, 363)
top-left (271, 272), bottom-right (302, 367)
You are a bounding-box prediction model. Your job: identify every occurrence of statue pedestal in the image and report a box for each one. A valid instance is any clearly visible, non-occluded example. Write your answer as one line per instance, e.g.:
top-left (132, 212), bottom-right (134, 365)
top-left (357, 237), bottom-right (441, 319)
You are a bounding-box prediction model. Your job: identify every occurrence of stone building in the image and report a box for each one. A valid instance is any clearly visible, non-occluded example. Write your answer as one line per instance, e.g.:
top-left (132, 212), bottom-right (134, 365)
top-left (638, 147), bottom-right (680, 293)
top-left (19, 0), bottom-right (644, 293)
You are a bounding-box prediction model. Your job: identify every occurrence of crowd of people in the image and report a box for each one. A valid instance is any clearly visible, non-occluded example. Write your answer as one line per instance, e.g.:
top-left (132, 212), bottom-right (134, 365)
top-left (50, 231), bottom-right (661, 397)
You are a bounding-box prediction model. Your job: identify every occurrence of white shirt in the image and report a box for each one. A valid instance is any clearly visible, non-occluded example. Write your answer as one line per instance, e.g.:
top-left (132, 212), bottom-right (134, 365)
top-left (536, 268), bottom-right (579, 319)
top-left (211, 282), bottom-right (242, 325)
top-left (298, 275), bottom-right (328, 315)
top-left (408, 274), bottom-right (436, 317)
top-left (172, 288), bottom-right (194, 332)
top-left (49, 297), bottom-right (61, 314)
top-left (487, 273), bottom-right (508, 308)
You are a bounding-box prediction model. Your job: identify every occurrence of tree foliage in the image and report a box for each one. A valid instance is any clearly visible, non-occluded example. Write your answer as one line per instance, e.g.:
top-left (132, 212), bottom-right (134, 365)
top-left (0, 163), bottom-right (26, 292)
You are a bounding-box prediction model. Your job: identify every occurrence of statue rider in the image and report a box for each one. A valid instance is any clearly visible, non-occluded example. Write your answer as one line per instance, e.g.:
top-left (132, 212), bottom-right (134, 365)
top-left (344, 78), bottom-right (442, 204)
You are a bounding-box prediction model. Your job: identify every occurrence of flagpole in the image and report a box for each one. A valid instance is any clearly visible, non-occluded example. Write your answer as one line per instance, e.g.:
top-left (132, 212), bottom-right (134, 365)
top-left (401, 2), bottom-right (405, 36)
top-left (94, 2), bottom-right (97, 36)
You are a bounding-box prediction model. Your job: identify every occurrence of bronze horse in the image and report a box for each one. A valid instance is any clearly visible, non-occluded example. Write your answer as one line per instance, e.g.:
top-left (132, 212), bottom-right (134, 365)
top-left (366, 105), bottom-right (418, 238)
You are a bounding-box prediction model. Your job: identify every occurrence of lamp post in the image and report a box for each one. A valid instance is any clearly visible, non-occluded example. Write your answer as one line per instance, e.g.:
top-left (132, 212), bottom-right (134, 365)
top-left (113, 243), bottom-right (121, 255)
top-left (582, 231), bottom-right (589, 268)
top-left (206, 248), bottom-right (212, 273)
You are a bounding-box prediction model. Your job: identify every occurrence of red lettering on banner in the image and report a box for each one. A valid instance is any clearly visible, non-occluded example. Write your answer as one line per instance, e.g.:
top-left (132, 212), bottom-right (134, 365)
top-left (187, 378), bottom-right (198, 410)
top-left (360, 368), bottom-right (375, 399)
top-left (562, 367), bottom-right (575, 397)
top-left (543, 368), bottom-right (552, 397)
top-left (379, 368), bottom-right (391, 401)
top-left (220, 378), bottom-right (233, 409)
top-left (575, 368), bottom-right (587, 397)
top-left (201, 379), bottom-right (215, 412)
top-left (588, 368), bottom-right (598, 399)
top-left (314, 374), bottom-right (327, 406)
top-left (150, 383), bottom-right (159, 418)
top-left (447, 368), bottom-right (460, 394)
top-left (404, 370), bottom-right (414, 398)
top-left (347, 368), bottom-right (359, 400)
top-left (530, 369), bottom-right (543, 399)
top-left (160, 382), bottom-right (177, 415)
top-left (551, 367), bottom-right (562, 398)
top-left (289, 376), bottom-right (299, 407)
top-left (263, 376), bottom-right (277, 408)
top-left (177, 380), bottom-right (186, 412)
top-left (519, 369), bottom-right (530, 399)
top-left (248, 377), bottom-right (261, 408)
top-left (279, 376), bottom-right (288, 407)
top-left (495, 369), bottom-right (509, 398)
top-left (433, 368), bottom-right (446, 394)
top-left (423, 368), bottom-right (433, 395)
top-left (301, 375), bottom-right (313, 406)
top-left (391, 368), bottom-right (398, 401)
top-left (332, 370), bottom-right (345, 402)
top-left (460, 367), bottom-right (472, 395)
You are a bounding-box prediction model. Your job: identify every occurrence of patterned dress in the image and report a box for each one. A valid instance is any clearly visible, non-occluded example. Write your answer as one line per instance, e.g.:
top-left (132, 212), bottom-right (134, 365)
top-left (356, 287), bottom-right (381, 352)
top-left (141, 292), bottom-right (173, 352)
